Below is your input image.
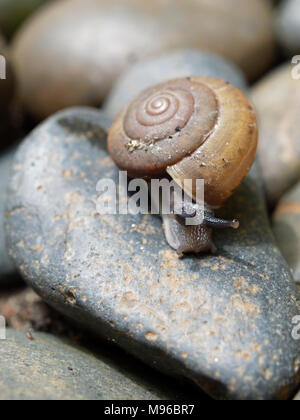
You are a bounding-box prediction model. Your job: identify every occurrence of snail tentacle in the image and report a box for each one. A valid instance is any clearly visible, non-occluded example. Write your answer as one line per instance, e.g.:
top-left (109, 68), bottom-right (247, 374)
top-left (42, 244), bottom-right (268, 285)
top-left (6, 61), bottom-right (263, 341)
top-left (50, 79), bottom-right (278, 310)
top-left (203, 213), bottom-right (240, 229)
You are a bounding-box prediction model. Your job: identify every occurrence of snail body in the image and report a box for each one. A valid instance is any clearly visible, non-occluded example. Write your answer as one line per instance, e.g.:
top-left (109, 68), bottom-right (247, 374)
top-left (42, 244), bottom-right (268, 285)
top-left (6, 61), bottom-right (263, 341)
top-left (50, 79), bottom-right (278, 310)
top-left (108, 77), bottom-right (258, 255)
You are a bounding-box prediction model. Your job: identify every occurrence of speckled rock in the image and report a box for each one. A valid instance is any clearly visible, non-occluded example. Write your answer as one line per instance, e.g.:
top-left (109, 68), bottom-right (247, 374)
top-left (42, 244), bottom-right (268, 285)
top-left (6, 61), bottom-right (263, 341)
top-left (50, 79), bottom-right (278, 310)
top-left (0, 0), bottom-right (48, 39)
top-left (0, 329), bottom-right (200, 400)
top-left (0, 148), bottom-right (19, 285)
top-left (104, 49), bottom-right (247, 118)
top-left (276, 0), bottom-right (300, 56)
top-left (273, 182), bottom-right (300, 284)
top-left (11, 0), bottom-right (275, 120)
top-left (251, 63), bottom-right (300, 207)
top-left (5, 108), bottom-right (300, 400)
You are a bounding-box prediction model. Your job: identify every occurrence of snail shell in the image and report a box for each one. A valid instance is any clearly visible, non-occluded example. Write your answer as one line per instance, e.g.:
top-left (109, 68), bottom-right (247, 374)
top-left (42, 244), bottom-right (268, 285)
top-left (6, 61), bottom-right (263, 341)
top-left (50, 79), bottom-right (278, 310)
top-left (108, 76), bottom-right (258, 207)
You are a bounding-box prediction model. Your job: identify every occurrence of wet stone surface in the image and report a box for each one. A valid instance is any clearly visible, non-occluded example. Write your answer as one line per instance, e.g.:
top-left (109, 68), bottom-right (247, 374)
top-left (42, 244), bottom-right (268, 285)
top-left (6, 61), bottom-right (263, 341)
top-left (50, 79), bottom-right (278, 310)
top-left (273, 182), bottom-right (300, 284)
top-left (5, 107), bottom-right (300, 400)
top-left (0, 329), bottom-right (201, 400)
top-left (104, 49), bottom-right (247, 118)
top-left (0, 148), bottom-right (20, 285)
top-left (251, 63), bottom-right (300, 208)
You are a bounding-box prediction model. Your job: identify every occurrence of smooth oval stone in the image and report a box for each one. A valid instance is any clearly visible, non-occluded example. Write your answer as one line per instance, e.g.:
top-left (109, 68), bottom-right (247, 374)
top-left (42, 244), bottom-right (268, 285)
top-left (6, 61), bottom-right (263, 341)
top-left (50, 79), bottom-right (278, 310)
top-left (5, 108), bottom-right (300, 400)
top-left (0, 148), bottom-right (20, 286)
top-left (0, 329), bottom-right (198, 400)
top-left (273, 182), bottom-right (300, 284)
top-left (104, 49), bottom-right (248, 119)
top-left (11, 0), bottom-right (275, 120)
top-left (0, 0), bottom-right (48, 39)
top-left (251, 63), bottom-right (300, 207)
top-left (276, 0), bottom-right (300, 56)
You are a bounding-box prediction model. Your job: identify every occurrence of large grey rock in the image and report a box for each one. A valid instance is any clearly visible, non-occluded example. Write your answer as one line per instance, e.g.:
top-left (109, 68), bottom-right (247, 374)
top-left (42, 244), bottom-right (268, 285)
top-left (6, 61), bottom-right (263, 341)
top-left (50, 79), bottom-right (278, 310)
top-left (5, 107), bottom-right (300, 400)
top-left (0, 329), bottom-right (199, 400)
top-left (276, 0), bottom-right (300, 56)
top-left (0, 148), bottom-right (19, 285)
top-left (104, 49), bottom-right (247, 118)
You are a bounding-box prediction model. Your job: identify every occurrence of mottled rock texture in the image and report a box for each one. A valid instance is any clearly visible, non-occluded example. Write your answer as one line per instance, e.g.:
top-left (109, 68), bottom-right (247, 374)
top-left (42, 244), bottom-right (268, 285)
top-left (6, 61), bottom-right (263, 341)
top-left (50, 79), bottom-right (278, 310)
top-left (104, 49), bottom-right (247, 119)
top-left (5, 108), bottom-right (300, 400)
top-left (0, 329), bottom-right (199, 400)
top-left (276, 0), bottom-right (300, 56)
top-left (11, 0), bottom-right (274, 119)
top-left (273, 182), bottom-right (300, 284)
top-left (251, 63), bottom-right (300, 207)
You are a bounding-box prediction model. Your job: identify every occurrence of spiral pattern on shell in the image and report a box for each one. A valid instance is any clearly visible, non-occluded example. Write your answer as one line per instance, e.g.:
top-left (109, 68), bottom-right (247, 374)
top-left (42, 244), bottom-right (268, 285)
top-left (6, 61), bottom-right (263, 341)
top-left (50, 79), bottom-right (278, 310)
top-left (124, 88), bottom-right (195, 142)
top-left (108, 78), bottom-right (219, 176)
top-left (108, 76), bottom-right (258, 206)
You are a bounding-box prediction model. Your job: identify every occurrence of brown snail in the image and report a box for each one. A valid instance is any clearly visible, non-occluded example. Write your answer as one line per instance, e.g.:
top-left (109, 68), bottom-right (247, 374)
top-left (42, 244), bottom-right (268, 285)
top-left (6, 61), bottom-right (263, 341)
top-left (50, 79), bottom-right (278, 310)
top-left (108, 76), bottom-right (258, 256)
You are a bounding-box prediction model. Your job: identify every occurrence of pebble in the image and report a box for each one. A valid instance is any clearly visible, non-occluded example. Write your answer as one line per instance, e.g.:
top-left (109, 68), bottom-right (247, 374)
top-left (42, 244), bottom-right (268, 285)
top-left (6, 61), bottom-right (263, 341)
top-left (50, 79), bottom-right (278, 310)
top-left (11, 0), bottom-right (274, 119)
top-left (0, 329), bottom-right (200, 400)
top-left (104, 49), bottom-right (247, 118)
top-left (251, 63), bottom-right (300, 207)
top-left (273, 181), bottom-right (300, 284)
top-left (5, 107), bottom-right (300, 400)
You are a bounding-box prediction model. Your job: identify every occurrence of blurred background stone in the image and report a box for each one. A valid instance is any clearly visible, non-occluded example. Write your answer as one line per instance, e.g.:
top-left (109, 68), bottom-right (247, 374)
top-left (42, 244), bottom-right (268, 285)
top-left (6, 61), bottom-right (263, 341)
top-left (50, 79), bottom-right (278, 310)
top-left (11, 0), bottom-right (275, 120)
top-left (104, 49), bottom-right (247, 119)
top-left (273, 182), bottom-right (300, 284)
top-left (276, 0), bottom-right (300, 56)
top-left (0, 32), bottom-right (5, 49)
top-left (0, 0), bottom-right (49, 39)
top-left (251, 63), bottom-right (300, 208)
top-left (0, 148), bottom-right (20, 286)
top-left (0, 329), bottom-right (203, 400)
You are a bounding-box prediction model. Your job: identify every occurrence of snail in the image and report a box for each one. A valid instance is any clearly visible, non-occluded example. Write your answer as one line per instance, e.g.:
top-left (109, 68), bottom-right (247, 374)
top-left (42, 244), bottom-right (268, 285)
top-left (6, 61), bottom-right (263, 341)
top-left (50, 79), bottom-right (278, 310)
top-left (108, 77), bottom-right (258, 256)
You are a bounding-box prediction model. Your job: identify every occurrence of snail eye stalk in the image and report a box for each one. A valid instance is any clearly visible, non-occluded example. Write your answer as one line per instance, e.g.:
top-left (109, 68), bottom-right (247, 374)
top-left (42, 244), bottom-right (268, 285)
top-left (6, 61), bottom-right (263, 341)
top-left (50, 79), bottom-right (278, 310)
top-left (203, 213), bottom-right (239, 230)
